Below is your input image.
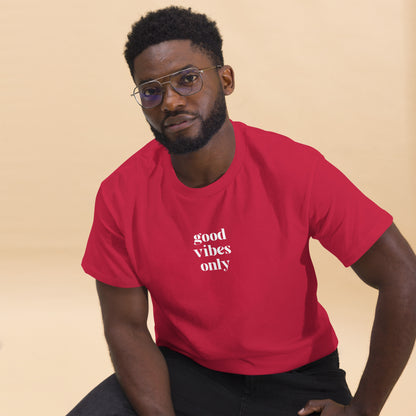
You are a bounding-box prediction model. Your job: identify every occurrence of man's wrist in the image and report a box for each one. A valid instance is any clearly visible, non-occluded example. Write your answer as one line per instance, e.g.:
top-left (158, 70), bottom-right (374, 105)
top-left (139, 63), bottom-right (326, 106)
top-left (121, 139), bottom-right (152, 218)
top-left (348, 397), bottom-right (381, 416)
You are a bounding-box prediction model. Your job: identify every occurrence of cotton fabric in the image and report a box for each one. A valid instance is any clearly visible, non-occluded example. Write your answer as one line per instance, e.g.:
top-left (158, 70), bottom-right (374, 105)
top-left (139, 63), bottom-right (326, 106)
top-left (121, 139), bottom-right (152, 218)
top-left (82, 121), bottom-right (392, 374)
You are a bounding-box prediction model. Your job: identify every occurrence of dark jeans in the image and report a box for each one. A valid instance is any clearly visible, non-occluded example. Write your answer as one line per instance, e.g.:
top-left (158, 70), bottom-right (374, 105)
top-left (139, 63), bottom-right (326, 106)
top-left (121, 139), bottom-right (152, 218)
top-left (67, 347), bottom-right (351, 416)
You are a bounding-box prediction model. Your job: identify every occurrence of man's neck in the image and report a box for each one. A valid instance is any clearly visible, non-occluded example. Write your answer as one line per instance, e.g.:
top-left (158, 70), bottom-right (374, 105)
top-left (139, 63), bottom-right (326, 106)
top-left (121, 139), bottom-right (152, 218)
top-left (170, 119), bottom-right (235, 188)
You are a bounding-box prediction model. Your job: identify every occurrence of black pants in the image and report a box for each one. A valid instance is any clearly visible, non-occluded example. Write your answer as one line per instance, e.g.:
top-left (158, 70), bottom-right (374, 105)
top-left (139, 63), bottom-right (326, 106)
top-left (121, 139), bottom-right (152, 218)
top-left (67, 347), bottom-right (351, 416)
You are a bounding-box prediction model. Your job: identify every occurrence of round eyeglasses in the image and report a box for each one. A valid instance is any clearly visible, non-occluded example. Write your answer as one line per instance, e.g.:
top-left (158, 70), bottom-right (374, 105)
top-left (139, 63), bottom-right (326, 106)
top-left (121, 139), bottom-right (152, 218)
top-left (131, 65), bottom-right (222, 109)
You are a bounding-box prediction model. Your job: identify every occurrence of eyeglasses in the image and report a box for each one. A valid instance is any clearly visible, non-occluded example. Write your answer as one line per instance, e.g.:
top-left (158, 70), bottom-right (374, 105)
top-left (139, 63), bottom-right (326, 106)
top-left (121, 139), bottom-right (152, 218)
top-left (131, 65), bottom-right (222, 109)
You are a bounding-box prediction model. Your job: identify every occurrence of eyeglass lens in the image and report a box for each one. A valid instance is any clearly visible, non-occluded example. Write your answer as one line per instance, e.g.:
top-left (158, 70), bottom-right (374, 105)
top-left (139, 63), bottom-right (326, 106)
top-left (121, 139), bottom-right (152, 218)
top-left (136, 68), bottom-right (203, 108)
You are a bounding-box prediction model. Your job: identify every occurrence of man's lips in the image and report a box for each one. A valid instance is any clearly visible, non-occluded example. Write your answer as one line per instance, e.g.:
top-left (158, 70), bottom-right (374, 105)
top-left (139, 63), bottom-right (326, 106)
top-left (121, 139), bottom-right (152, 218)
top-left (163, 114), bottom-right (197, 132)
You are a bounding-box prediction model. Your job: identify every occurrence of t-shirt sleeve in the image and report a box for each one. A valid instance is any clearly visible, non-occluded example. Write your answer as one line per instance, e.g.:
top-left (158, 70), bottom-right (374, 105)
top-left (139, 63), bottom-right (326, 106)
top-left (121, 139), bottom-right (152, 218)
top-left (81, 185), bottom-right (143, 287)
top-left (308, 153), bottom-right (393, 267)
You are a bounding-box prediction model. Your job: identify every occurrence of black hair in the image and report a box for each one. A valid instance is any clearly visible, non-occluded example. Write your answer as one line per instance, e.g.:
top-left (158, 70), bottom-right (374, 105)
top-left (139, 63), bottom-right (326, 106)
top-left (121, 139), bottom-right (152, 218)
top-left (124, 6), bottom-right (224, 79)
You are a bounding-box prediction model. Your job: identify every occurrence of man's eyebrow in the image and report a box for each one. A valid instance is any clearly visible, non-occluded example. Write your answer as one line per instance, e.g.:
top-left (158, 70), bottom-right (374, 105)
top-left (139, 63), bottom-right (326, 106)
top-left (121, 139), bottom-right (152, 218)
top-left (138, 64), bottom-right (195, 85)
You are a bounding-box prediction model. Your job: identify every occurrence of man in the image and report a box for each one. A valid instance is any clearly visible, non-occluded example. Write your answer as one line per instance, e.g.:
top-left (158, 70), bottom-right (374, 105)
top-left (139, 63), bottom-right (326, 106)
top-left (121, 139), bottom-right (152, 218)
top-left (68, 6), bottom-right (416, 416)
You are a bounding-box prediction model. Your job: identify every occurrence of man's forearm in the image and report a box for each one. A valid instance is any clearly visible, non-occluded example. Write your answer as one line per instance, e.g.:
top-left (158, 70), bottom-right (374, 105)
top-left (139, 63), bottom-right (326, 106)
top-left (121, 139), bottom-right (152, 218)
top-left (300, 283), bottom-right (416, 416)
top-left (349, 284), bottom-right (416, 416)
top-left (106, 326), bottom-right (176, 416)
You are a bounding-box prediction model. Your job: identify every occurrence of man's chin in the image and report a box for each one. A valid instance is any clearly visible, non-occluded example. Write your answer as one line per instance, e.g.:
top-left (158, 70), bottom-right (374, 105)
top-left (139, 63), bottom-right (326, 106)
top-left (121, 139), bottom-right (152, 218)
top-left (148, 91), bottom-right (227, 154)
top-left (153, 129), bottom-right (211, 155)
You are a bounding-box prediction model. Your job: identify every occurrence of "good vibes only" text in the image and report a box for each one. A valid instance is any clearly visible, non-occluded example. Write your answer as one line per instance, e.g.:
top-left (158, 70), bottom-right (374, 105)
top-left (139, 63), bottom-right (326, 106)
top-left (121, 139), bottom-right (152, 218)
top-left (193, 228), bottom-right (231, 272)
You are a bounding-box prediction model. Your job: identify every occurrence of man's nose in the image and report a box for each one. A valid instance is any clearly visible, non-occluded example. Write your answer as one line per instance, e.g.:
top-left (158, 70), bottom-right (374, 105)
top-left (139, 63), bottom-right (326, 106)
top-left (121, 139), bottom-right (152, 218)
top-left (160, 83), bottom-right (186, 112)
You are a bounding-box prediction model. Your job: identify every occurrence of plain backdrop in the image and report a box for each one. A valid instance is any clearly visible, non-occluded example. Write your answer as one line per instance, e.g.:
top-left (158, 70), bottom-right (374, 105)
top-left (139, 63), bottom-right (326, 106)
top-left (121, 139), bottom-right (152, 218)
top-left (1, 1), bottom-right (415, 415)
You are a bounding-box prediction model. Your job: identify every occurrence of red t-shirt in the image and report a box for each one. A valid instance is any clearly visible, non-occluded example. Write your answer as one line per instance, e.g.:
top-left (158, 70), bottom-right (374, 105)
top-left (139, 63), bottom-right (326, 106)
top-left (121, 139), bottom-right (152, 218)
top-left (82, 121), bottom-right (392, 374)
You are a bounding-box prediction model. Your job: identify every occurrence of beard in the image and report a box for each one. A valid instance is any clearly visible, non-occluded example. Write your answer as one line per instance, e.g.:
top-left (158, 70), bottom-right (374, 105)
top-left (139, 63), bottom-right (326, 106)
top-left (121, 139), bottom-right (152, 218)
top-left (149, 92), bottom-right (227, 155)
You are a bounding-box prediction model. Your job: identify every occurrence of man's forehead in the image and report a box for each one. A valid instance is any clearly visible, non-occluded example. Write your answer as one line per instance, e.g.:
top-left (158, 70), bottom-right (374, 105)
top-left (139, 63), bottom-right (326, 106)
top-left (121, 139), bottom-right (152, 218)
top-left (137, 65), bottom-right (197, 85)
top-left (132, 39), bottom-right (212, 84)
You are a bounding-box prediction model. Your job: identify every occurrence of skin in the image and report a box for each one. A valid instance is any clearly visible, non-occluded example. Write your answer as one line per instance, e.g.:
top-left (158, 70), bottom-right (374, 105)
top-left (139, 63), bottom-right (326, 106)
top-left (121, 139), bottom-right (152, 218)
top-left (97, 39), bottom-right (416, 416)
top-left (133, 40), bottom-right (235, 188)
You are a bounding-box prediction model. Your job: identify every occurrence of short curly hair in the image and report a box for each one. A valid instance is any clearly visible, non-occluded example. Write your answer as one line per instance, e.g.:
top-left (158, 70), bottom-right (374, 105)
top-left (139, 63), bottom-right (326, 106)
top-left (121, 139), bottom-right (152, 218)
top-left (124, 6), bottom-right (224, 79)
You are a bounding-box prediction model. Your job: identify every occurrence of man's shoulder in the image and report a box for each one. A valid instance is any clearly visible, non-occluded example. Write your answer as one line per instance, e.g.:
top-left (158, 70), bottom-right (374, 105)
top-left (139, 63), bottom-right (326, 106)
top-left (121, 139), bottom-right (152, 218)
top-left (232, 120), bottom-right (322, 165)
top-left (100, 139), bottom-right (164, 193)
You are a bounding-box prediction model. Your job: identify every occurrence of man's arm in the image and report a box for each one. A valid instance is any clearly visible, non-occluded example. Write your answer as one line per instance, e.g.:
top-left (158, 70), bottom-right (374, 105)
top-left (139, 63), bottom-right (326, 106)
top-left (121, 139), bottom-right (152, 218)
top-left (96, 280), bottom-right (176, 416)
top-left (300, 223), bottom-right (416, 416)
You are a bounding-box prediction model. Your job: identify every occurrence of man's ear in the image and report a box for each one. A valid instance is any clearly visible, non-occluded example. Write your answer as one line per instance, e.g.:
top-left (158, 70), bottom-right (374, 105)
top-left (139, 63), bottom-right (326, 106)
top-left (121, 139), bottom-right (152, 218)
top-left (219, 65), bottom-right (235, 96)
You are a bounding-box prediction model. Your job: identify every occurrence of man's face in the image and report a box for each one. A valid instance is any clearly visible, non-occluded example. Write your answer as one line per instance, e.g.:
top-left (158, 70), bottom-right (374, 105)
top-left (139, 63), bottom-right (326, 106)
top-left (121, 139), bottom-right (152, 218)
top-left (132, 40), bottom-right (229, 154)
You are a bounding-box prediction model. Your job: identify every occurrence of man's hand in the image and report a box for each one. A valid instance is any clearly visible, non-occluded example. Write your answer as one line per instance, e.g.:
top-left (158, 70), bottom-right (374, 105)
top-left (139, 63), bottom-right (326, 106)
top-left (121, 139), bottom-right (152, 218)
top-left (298, 400), bottom-right (360, 416)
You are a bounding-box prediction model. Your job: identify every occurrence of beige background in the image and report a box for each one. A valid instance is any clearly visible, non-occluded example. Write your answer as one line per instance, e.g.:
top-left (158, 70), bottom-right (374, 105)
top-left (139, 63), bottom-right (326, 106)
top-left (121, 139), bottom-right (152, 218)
top-left (1, 0), bottom-right (415, 414)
